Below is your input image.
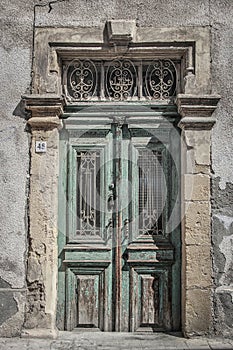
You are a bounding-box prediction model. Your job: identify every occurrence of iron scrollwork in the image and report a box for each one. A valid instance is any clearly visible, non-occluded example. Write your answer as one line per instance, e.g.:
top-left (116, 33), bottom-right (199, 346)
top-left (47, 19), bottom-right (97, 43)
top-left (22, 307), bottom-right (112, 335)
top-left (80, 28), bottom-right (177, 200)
top-left (145, 59), bottom-right (177, 100)
top-left (64, 58), bottom-right (177, 101)
top-left (66, 59), bottom-right (97, 101)
top-left (105, 59), bottom-right (137, 101)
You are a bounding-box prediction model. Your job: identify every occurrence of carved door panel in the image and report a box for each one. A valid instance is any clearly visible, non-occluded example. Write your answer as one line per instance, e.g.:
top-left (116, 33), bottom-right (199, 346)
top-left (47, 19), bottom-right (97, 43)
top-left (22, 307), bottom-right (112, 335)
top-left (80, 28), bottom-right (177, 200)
top-left (57, 119), bottom-right (181, 332)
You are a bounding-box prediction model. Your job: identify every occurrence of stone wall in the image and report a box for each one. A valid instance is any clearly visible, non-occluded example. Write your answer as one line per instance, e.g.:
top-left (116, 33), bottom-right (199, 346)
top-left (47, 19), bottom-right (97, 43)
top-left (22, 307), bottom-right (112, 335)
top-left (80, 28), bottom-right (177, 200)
top-left (0, 0), bottom-right (232, 337)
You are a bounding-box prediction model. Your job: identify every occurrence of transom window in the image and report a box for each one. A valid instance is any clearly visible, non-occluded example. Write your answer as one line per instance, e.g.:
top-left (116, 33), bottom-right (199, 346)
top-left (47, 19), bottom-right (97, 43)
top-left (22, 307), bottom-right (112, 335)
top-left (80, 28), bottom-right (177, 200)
top-left (63, 58), bottom-right (179, 102)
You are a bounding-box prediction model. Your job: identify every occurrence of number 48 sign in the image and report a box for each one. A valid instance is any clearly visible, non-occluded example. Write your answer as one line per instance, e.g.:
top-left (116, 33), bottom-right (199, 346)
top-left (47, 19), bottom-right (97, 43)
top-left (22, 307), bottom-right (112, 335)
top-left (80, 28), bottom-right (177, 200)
top-left (35, 141), bottom-right (47, 153)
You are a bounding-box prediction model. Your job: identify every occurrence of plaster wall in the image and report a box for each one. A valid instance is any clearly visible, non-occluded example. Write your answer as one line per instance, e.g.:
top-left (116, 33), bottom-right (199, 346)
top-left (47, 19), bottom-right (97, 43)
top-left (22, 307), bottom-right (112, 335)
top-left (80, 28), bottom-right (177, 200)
top-left (0, 0), bottom-right (33, 336)
top-left (210, 0), bottom-right (233, 337)
top-left (0, 0), bottom-right (232, 337)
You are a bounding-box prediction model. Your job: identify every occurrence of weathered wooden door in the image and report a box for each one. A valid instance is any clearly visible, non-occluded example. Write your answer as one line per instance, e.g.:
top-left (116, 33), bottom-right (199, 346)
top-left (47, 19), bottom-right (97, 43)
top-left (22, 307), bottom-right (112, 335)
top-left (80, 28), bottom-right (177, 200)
top-left (57, 113), bottom-right (181, 332)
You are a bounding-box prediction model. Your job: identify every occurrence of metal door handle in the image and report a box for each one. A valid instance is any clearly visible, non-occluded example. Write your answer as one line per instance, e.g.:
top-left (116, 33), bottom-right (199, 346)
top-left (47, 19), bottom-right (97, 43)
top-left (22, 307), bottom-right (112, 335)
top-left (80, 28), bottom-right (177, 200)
top-left (106, 218), bottom-right (113, 228)
top-left (108, 194), bottom-right (114, 210)
top-left (124, 219), bottom-right (129, 237)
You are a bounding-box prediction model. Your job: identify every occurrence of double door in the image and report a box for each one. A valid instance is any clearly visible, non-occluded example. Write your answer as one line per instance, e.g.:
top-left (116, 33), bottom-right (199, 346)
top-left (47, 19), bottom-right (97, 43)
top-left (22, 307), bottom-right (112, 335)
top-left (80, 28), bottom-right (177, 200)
top-left (57, 116), bottom-right (181, 332)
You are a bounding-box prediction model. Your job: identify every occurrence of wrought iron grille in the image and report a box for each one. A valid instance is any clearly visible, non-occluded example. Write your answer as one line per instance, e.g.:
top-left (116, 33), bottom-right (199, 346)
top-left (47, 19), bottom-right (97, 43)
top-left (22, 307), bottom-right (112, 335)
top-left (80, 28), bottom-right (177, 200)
top-left (106, 59), bottom-right (137, 100)
top-left (64, 59), bottom-right (177, 102)
top-left (66, 60), bottom-right (97, 101)
top-left (138, 149), bottom-right (165, 236)
top-left (76, 151), bottom-right (101, 238)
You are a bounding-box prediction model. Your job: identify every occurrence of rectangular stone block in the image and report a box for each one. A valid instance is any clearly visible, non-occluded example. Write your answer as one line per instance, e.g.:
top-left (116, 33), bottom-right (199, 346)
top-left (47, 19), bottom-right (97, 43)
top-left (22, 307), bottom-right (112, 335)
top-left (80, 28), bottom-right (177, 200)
top-left (185, 130), bottom-right (211, 166)
top-left (185, 147), bottom-right (211, 175)
top-left (184, 288), bottom-right (212, 336)
top-left (184, 174), bottom-right (210, 201)
top-left (185, 245), bottom-right (212, 289)
top-left (184, 201), bottom-right (211, 245)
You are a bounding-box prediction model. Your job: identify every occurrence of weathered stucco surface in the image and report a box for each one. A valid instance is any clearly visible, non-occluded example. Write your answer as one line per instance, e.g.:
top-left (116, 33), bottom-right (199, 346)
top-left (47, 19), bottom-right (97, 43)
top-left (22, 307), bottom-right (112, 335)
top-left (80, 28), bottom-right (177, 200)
top-left (0, 0), bottom-right (32, 336)
top-left (0, 0), bottom-right (232, 337)
top-left (210, 0), bottom-right (233, 338)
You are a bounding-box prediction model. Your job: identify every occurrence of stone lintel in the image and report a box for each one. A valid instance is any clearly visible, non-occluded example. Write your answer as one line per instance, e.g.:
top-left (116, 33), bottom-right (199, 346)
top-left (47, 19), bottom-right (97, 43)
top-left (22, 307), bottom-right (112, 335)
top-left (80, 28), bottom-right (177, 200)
top-left (176, 94), bottom-right (220, 129)
top-left (23, 95), bottom-right (64, 129)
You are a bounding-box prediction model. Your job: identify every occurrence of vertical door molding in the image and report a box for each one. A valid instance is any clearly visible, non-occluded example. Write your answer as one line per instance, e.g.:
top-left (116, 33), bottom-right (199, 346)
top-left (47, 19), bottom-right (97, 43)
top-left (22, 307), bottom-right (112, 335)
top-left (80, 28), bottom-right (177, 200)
top-left (22, 95), bottom-right (63, 338)
top-left (176, 94), bottom-right (220, 336)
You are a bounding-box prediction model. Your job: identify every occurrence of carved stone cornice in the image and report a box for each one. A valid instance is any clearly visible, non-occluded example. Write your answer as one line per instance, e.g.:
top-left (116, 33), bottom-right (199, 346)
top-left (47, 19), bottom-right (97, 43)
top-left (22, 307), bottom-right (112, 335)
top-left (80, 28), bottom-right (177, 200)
top-left (176, 94), bottom-right (220, 130)
top-left (27, 116), bottom-right (62, 129)
top-left (23, 95), bottom-right (64, 130)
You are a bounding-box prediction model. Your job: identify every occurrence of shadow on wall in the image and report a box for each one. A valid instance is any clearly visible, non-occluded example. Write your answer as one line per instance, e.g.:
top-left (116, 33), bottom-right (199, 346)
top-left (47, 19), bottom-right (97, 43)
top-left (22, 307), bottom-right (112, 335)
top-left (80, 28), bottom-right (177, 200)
top-left (0, 277), bottom-right (18, 326)
top-left (13, 100), bottom-right (30, 120)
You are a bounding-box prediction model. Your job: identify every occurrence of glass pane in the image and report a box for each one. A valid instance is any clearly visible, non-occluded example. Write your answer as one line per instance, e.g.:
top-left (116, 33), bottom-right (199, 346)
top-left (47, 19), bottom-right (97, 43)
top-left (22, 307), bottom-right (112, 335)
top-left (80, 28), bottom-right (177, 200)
top-left (76, 151), bottom-right (101, 238)
top-left (138, 149), bottom-right (164, 235)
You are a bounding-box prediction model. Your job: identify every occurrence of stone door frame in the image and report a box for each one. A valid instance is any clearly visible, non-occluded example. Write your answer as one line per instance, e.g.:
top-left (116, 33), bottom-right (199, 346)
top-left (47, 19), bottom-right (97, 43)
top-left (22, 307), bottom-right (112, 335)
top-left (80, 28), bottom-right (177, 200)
top-left (22, 22), bottom-right (220, 338)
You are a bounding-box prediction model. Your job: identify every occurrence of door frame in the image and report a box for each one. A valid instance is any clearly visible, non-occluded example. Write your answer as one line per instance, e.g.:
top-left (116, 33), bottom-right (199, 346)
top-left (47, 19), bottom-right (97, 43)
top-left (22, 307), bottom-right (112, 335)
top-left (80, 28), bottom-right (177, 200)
top-left (57, 109), bottom-right (181, 332)
top-left (22, 22), bottom-right (220, 337)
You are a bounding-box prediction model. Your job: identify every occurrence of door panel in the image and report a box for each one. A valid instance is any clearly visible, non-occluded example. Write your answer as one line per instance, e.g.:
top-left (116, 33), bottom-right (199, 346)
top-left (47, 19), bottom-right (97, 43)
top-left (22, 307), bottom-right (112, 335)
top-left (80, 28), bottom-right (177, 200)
top-left (58, 118), bottom-right (180, 332)
top-left (130, 267), bottom-right (171, 331)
